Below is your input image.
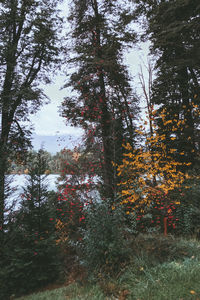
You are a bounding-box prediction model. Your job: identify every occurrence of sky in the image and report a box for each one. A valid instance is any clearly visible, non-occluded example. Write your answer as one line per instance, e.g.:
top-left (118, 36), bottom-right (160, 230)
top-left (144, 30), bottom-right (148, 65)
top-left (30, 74), bottom-right (84, 152)
top-left (30, 2), bottom-right (150, 153)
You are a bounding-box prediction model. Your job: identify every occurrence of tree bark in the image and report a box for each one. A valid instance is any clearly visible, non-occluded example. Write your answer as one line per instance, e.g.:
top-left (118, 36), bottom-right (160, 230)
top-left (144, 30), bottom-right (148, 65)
top-left (92, 0), bottom-right (114, 200)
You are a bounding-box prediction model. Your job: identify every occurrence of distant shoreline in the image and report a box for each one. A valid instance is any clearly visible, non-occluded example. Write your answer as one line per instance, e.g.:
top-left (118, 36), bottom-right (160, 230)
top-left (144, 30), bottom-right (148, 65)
top-left (6, 172), bottom-right (60, 175)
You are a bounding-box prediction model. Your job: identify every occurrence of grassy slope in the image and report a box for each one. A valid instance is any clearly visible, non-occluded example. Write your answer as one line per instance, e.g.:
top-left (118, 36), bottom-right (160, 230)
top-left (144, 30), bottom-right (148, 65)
top-left (17, 235), bottom-right (200, 300)
top-left (17, 285), bottom-right (106, 300)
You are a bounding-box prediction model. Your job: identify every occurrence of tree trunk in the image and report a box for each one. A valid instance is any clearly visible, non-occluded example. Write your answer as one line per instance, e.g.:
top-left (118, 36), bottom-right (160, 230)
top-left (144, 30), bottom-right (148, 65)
top-left (92, 0), bottom-right (114, 200)
top-left (0, 134), bottom-right (9, 232)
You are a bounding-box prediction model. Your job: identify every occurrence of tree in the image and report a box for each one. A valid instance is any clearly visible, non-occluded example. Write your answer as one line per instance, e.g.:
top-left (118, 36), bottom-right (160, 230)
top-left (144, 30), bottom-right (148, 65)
top-left (61, 0), bottom-right (139, 200)
top-left (0, 0), bottom-right (63, 231)
top-left (0, 150), bottom-right (61, 298)
top-left (133, 0), bottom-right (200, 167)
top-left (115, 106), bottom-right (196, 235)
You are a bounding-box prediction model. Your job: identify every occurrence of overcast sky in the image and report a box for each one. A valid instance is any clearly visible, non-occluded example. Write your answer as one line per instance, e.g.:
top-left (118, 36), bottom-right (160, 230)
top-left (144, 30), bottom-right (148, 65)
top-left (30, 46), bottom-right (150, 134)
top-left (29, 1), bottom-right (150, 151)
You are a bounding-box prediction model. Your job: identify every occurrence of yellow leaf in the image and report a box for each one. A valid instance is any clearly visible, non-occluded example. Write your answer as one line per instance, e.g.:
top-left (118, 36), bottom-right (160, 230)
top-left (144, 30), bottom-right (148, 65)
top-left (164, 120), bottom-right (173, 125)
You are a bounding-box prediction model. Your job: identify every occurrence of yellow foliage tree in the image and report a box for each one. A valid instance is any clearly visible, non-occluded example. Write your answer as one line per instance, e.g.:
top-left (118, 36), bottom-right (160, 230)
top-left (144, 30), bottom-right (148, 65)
top-left (116, 105), bottom-right (197, 214)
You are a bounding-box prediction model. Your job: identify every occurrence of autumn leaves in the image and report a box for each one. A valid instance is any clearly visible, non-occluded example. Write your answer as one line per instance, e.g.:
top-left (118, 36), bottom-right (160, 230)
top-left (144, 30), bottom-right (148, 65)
top-left (116, 103), bottom-right (199, 216)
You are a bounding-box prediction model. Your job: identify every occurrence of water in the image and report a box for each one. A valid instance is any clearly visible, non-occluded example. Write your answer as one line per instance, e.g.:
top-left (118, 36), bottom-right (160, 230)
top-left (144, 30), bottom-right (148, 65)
top-left (9, 174), bottom-right (59, 191)
top-left (6, 174), bottom-right (101, 209)
top-left (6, 174), bottom-right (60, 209)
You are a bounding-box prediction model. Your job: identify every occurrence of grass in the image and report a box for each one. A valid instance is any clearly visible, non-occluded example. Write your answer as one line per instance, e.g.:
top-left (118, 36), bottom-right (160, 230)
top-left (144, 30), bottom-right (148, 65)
top-left (120, 257), bottom-right (200, 299)
top-left (16, 235), bottom-right (200, 300)
top-left (17, 284), bottom-right (107, 300)
top-left (17, 287), bottom-right (68, 300)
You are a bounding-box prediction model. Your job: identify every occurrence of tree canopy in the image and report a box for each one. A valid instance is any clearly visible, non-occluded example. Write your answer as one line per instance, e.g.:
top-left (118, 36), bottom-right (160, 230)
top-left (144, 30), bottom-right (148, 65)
top-left (61, 0), bottom-right (140, 199)
top-left (0, 0), bottom-right (63, 231)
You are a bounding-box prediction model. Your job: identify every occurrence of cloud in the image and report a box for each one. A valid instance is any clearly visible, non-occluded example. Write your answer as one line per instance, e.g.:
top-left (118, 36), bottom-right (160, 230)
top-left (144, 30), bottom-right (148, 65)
top-left (30, 75), bottom-right (83, 137)
top-left (32, 105), bottom-right (83, 136)
top-left (32, 134), bottom-right (81, 153)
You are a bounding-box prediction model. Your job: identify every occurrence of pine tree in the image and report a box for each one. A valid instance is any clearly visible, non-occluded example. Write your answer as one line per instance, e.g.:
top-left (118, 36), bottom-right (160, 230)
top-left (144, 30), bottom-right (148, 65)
top-left (61, 0), bottom-right (139, 200)
top-left (134, 0), bottom-right (200, 168)
top-left (0, 150), bottom-right (61, 298)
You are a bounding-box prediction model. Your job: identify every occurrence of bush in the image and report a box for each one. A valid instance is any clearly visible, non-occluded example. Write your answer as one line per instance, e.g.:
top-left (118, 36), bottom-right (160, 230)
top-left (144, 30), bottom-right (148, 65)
top-left (170, 179), bottom-right (200, 237)
top-left (0, 226), bottom-right (61, 299)
top-left (79, 199), bottom-right (132, 278)
top-left (131, 178), bottom-right (200, 237)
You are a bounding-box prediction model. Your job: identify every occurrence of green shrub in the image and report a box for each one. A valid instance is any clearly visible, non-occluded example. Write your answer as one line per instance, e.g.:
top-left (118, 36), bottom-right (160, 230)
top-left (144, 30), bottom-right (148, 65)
top-left (79, 199), bottom-right (132, 278)
top-left (170, 179), bottom-right (200, 237)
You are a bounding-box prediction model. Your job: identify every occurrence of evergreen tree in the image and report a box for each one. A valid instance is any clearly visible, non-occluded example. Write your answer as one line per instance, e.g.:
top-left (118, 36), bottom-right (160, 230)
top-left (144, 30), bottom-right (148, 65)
top-left (0, 150), bottom-right (61, 298)
top-left (61, 0), bottom-right (139, 200)
top-left (134, 0), bottom-right (200, 168)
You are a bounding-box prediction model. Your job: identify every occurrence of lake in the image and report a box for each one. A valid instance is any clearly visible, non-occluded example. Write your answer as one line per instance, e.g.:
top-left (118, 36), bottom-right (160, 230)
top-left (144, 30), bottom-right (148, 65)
top-left (8, 174), bottom-right (60, 192)
top-left (6, 174), bottom-right (60, 209)
top-left (6, 174), bottom-right (100, 209)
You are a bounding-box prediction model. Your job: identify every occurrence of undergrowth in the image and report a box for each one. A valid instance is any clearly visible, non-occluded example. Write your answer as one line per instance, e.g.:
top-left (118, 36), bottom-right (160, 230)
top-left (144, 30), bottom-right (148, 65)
top-left (16, 234), bottom-right (200, 300)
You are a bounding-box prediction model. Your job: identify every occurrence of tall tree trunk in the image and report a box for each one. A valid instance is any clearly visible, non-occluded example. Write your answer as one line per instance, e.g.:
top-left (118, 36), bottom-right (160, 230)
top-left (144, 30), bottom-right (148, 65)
top-left (0, 158), bottom-right (6, 232)
top-left (92, 0), bottom-right (114, 199)
top-left (0, 112), bottom-right (10, 232)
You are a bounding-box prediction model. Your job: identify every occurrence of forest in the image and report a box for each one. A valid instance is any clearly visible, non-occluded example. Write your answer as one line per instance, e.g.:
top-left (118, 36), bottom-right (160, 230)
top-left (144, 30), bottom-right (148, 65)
top-left (0, 0), bottom-right (200, 299)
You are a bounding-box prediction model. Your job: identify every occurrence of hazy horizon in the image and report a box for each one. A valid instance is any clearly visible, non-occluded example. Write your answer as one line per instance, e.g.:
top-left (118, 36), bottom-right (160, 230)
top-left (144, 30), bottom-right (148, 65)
top-left (31, 133), bottom-right (82, 154)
